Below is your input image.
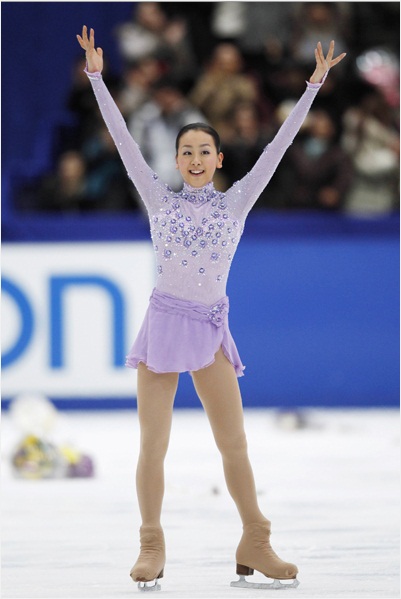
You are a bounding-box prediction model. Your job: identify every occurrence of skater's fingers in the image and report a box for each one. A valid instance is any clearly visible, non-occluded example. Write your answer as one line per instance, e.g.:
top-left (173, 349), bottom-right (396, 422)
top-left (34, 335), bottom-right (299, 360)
top-left (81, 25), bottom-right (94, 49)
top-left (77, 25), bottom-right (98, 54)
top-left (325, 40), bottom-right (335, 63)
top-left (315, 41), bottom-right (325, 64)
top-left (89, 27), bottom-right (95, 49)
top-left (330, 52), bottom-right (347, 67)
top-left (81, 25), bottom-right (89, 44)
top-left (77, 25), bottom-right (89, 50)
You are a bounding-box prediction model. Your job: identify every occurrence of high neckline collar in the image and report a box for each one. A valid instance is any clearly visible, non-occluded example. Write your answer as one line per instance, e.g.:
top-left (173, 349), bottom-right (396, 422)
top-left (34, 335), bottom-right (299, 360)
top-left (182, 182), bottom-right (215, 195)
top-left (181, 182), bottom-right (216, 205)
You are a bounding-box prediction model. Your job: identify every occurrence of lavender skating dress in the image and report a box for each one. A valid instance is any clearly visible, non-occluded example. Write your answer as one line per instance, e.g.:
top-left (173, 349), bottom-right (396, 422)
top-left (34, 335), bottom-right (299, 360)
top-left (86, 70), bottom-right (325, 376)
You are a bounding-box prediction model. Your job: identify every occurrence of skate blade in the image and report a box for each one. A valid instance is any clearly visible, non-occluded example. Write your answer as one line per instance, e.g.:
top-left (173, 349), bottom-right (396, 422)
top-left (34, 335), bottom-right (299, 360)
top-left (231, 575), bottom-right (300, 590)
top-left (137, 580), bottom-right (161, 592)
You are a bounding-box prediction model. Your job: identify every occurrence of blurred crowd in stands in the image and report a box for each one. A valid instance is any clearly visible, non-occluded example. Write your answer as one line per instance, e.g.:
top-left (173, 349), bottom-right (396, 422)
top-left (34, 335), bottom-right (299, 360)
top-left (21, 2), bottom-right (400, 216)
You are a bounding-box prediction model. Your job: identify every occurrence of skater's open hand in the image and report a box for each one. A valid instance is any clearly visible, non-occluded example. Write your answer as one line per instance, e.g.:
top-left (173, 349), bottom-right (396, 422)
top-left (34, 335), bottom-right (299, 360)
top-left (76, 25), bottom-right (103, 73)
top-left (309, 40), bottom-right (346, 83)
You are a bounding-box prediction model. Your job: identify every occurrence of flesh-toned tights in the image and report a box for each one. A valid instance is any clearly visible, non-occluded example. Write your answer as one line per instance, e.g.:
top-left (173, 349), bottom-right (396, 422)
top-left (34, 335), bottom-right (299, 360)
top-left (136, 347), bottom-right (266, 527)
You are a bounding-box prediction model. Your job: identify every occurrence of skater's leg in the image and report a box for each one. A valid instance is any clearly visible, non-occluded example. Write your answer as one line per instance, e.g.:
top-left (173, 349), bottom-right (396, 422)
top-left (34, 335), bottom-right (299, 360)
top-left (191, 348), bottom-right (265, 525)
top-left (136, 363), bottom-right (178, 527)
top-left (192, 348), bottom-right (298, 583)
top-left (130, 364), bottom-right (178, 584)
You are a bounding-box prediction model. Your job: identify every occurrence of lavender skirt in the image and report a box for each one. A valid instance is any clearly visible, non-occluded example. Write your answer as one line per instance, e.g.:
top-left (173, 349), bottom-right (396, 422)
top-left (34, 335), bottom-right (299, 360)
top-left (125, 288), bottom-right (245, 377)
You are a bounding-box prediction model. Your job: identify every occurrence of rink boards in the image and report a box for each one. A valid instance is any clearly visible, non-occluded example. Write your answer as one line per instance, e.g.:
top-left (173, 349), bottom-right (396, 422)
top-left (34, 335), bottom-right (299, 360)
top-left (2, 224), bottom-right (399, 409)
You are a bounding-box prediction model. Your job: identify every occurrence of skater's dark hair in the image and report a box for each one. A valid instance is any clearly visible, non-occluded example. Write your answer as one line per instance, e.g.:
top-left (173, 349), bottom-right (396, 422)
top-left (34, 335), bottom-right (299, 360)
top-left (175, 123), bottom-right (221, 154)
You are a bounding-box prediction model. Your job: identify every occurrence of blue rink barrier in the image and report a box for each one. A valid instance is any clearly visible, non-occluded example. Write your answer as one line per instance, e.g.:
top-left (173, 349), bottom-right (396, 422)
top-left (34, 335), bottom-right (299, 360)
top-left (1, 212), bottom-right (399, 410)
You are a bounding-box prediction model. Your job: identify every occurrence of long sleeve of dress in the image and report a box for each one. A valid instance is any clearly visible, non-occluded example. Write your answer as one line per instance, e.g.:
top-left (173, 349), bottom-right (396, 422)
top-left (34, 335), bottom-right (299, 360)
top-left (86, 68), bottom-right (326, 223)
top-left (228, 78), bottom-right (327, 220)
top-left (85, 70), bottom-right (166, 212)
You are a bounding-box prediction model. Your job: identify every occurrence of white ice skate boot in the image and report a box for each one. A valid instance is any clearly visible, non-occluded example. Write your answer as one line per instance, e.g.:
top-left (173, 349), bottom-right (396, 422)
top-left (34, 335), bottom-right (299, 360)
top-left (230, 520), bottom-right (299, 590)
top-left (130, 526), bottom-right (165, 592)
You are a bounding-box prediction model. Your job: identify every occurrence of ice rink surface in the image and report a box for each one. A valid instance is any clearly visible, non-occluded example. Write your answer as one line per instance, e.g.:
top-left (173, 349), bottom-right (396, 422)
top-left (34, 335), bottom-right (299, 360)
top-left (1, 407), bottom-right (399, 599)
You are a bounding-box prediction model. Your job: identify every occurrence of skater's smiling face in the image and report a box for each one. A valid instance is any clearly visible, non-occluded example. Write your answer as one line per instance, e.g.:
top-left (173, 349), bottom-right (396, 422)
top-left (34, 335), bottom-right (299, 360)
top-left (176, 129), bottom-right (224, 188)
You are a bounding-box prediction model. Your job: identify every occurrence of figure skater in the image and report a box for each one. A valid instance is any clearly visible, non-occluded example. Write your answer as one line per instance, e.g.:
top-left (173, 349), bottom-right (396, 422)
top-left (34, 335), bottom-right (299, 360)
top-left (77, 26), bottom-right (346, 591)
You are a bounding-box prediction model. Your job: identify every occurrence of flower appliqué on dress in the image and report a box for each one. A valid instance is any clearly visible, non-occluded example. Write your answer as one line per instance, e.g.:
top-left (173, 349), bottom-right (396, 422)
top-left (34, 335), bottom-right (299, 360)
top-left (208, 302), bottom-right (229, 327)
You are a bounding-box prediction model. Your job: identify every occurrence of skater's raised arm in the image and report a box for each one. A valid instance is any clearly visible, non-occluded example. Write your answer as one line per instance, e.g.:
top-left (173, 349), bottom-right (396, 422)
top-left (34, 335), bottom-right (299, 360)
top-left (76, 26), bottom-right (165, 210)
top-left (228, 41), bottom-right (347, 219)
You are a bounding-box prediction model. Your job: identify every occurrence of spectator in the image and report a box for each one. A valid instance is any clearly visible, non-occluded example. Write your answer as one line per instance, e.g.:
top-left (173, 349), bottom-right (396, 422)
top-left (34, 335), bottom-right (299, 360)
top-left (285, 109), bottom-right (353, 210)
top-left (82, 125), bottom-right (140, 211)
top-left (210, 1), bottom-right (247, 42)
top-left (128, 76), bottom-right (206, 191)
top-left (289, 3), bottom-right (350, 71)
top-left (244, 3), bottom-right (294, 63)
top-left (188, 42), bottom-right (263, 139)
top-left (114, 2), bottom-right (198, 89)
top-left (115, 2), bottom-right (170, 63)
top-left (118, 56), bottom-right (164, 118)
top-left (220, 102), bottom-right (271, 202)
top-left (159, 3), bottom-right (216, 69)
top-left (37, 151), bottom-right (91, 212)
top-left (341, 90), bottom-right (400, 215)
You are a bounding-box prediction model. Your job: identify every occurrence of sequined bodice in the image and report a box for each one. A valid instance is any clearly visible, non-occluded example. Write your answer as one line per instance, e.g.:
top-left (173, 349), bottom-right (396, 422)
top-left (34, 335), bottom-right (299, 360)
top-left (86, 71), bottom-right (323, 303)
top-left (149, 182), bottom-right (242, 302)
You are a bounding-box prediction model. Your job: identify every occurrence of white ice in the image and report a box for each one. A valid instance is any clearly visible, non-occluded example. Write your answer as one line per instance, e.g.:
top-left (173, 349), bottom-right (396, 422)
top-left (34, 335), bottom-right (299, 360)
top-left (1, 408), bottom-right (399, 599)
